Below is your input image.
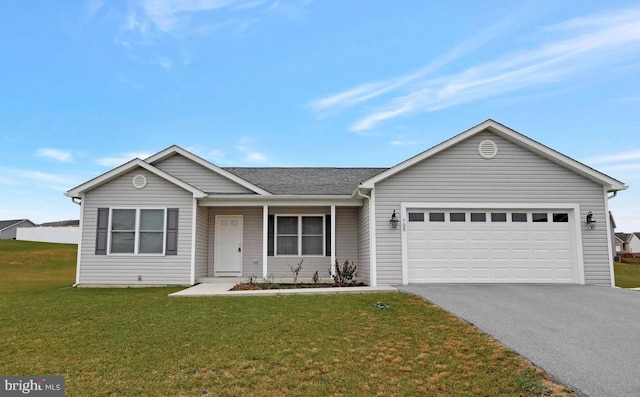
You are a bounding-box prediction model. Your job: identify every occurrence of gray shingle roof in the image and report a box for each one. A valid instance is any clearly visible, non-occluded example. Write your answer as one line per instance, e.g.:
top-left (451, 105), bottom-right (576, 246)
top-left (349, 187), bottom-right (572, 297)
top-left (223, 168), bottom-right (387, 195)
top-left (0, 219), bottom-right (31, 231)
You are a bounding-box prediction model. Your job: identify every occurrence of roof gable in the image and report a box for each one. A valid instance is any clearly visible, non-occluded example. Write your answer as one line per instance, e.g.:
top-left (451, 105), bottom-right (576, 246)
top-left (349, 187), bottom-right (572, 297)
top-left (65, 158), bottom-right (206, 198)
top-left (360, 119), bottom-right (627, 192)
top-left (146, 146), bottom-right (271, 195)
top-left (0, 219), bottom-right (33, 231)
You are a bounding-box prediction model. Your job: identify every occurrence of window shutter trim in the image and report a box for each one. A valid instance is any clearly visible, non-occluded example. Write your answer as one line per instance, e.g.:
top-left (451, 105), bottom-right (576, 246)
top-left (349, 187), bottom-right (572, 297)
top-left (166, 208), bottom-right (179, 255)
top-left (95, 208), bottom-right (109, 255)
top-left (267, 215), bottom-right (274, 256)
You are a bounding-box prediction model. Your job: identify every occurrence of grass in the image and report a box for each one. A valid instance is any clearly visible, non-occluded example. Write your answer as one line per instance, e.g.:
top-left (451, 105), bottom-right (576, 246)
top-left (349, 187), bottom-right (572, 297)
top-left (614, 262), bottom-right (640, 288)
top-left (0, 240), bottom-right (574, 396)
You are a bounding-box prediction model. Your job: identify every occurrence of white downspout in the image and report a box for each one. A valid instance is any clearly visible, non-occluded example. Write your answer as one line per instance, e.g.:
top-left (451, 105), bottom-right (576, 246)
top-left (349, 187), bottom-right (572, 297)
top-left (72, 194), bottom-right (84, 287)
top-left (606, 189), bottom-right (619, 287)
top-left (190, 198), bottom-right (197, 285)
top-left (357, 189), bottom-right (377, 286)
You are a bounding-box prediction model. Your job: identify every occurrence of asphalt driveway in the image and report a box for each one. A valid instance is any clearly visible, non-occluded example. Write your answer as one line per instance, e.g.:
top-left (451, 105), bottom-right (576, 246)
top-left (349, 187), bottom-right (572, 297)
top-left (398, 284), bottom-right (640, 397)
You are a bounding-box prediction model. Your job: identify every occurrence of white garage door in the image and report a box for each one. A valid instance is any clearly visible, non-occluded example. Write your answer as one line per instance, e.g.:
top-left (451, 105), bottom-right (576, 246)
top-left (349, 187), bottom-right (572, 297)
top-left (406, 209), bottom-right (578, 283)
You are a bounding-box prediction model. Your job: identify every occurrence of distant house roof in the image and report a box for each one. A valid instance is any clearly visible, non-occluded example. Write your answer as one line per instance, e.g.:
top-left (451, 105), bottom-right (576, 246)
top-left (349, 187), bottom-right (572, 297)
top-left (635, 233), bottom-right (640, 240)
top-left (224, 168), bottom-right (387, 195)
top-left (616, 233), bottom-right (636, 243)
top-left (0, 219), bottom-right (34, 231)
top-left (39, 220), bottom-right (80, 227)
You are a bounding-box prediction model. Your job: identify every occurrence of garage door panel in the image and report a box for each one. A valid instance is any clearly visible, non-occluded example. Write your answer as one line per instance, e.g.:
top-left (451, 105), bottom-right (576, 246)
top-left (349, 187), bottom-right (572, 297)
top-left (407, 208), bottom-right (577, 283)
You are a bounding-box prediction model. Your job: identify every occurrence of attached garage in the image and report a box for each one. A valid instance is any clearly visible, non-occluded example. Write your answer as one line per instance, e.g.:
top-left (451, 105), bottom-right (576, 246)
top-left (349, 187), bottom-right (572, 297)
top-left (403, 205), bottom-right (583, 284)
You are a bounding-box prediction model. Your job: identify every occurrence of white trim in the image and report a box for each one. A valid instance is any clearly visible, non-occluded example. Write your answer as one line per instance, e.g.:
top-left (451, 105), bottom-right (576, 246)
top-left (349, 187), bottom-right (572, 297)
top-left (199, 196), bottom-right (362, 207)
top-left (360, 120), bottom-right (626, 191)
top-left (190, 198), bottom-right (197, 285)
top-left (145, 145), bottom-right (272, 196)
top-left (75, 193), bottom-right (85, 286)
top-left (263, 205), bottom-right (268, 279)
top-left (369, 189), bottom-right (377, 286)
top-left (400, 202), bottom-right (585, 285)
top-left (274, 214), bottom-right (326, 257)
top-left (330, 205), bottom-right (336, 276)
top-left (106, 207), bottom-right (167, 256)
top-left (66, 159), bottom-right (206, 198)
top-left (604, 187), bottom-right (616, 287)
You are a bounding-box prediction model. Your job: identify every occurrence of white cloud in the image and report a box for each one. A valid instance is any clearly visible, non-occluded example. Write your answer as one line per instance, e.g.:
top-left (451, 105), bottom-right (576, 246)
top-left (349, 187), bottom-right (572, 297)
top-left (235, 137), bottom-right (267, 164)
top-left (97, 152), bottom-right (153, 167)
top-left (389, 140), bottom-right (421, 147)
top-left (36, 148), bottom-right (73, 163)
top-left (585, 151), bottom-right (640, 165)
top-left (310, 6), bottom-right (640, 132)
top-left (245, 151), bottom-right (266, 162)
top-left (0, 167), bottom-right (73, 186)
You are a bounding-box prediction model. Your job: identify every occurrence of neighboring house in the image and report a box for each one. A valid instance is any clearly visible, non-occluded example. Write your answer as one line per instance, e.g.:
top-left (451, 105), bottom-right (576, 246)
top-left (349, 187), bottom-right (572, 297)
top-left (0, 219), bottom-right (35, 239)
top-left (615, 235), bottom-right (625, 255)
top-left (615, 233), bottom-right (640, 253)
top-left (609, 211), bottom-right (617, 261)
top-left (16, 220), bottom-right (80, 244)
top-left (65, 120), bottom-right (627, 287)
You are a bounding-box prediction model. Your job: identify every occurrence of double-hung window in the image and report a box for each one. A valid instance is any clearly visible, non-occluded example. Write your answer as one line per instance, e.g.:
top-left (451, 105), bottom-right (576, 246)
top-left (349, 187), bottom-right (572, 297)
top-left (110, 208), bottom-right (165, 254)
top-left (275, 215), bottom-right (324, 256)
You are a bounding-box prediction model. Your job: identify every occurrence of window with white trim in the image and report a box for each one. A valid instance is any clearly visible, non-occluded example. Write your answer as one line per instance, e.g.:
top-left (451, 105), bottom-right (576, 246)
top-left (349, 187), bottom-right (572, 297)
top-left (275, 215), bottom-right (325, 256)
top-left (110, 208), bottom-right (166, 254)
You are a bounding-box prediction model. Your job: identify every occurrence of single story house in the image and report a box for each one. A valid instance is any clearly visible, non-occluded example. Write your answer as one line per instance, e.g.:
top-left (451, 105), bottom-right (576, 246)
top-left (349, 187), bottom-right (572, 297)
top-left (615, 232), bottom-right (640, 254)
top-left (0, 219), bottom-right (36, 239)
top-left (65, 120), bottom-right (627, 287)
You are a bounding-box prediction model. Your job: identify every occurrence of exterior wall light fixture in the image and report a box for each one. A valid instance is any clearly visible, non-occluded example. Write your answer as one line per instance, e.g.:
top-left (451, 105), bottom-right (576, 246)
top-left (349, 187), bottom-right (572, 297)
top-left (586, 211), bottom-right (596, 230)
top-left (390, 210), bottom-right (399, 229)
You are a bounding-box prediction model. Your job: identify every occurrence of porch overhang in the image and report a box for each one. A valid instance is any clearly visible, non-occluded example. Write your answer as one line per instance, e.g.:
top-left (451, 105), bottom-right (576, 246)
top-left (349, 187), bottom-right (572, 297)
top-left (198, 195), bottom-right (363, 207)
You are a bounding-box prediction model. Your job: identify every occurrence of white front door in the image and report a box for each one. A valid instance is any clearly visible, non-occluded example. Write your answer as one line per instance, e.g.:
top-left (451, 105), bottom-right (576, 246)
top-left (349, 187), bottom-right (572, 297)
top-left (214, 215), bottom-right (243, 276)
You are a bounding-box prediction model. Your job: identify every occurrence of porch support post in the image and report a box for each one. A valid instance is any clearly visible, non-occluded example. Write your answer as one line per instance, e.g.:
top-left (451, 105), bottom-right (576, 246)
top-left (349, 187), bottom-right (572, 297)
top-left (190, 198), bottom-right (197, 285)
top-left (262, 205), bottom-right (268, 279)
top-left (330, 205), bottom-right (336, 276)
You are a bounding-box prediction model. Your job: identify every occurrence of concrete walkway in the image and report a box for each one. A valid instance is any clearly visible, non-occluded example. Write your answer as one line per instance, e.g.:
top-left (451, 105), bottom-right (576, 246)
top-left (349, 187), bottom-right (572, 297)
top-left (398, 284), bottom-right (640, 397)
top-left (169, 283), bottom-right (397, 297)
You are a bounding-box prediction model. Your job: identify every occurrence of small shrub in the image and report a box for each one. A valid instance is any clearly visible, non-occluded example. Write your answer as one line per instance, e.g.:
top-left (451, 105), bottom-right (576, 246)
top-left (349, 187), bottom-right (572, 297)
top-left (287, 258), bottom-right (304, 285)
top-left (312, 270), bottom-right (319, 285)
top-left (330, 259), bottom-right (357, 285)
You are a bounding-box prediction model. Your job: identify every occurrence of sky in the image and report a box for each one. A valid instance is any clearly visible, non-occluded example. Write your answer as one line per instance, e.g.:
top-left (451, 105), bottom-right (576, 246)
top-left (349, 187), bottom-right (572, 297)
top-left (1, 1), bottom-right (639, 232)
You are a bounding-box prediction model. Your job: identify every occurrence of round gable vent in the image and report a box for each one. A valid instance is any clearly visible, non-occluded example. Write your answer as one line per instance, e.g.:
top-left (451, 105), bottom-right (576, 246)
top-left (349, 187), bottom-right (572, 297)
top-left (132, 174), bottom-right (147, 189)
top-left (478, 140), bottom-right (498, 159)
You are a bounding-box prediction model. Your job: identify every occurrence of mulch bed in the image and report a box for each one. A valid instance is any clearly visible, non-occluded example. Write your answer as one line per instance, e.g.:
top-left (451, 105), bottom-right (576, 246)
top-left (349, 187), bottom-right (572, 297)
top-left (230, 282), bottom-right (366, 291)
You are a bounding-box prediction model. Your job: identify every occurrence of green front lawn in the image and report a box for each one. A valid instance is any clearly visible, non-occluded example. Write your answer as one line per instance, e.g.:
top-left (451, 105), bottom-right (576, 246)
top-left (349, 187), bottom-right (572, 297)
top-left (614, 262), bottom-right (640, 288)
top-left (0, 240), bottom-right (573, 396)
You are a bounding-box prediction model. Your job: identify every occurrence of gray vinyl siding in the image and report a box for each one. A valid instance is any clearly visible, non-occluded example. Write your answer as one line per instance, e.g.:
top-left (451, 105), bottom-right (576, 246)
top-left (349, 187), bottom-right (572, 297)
top-left (154, 154), bottom-right (254, 194)
top-left (335, 207), bottom-right (358, 264)
top-left (357, 200), bottom-right (371, 285)
top-left (374, 131), bottom-right (612, 286)
top-left (78, 167), bottom-right (194, 285)
top-left (194, 205), bottom-right (209, 279)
